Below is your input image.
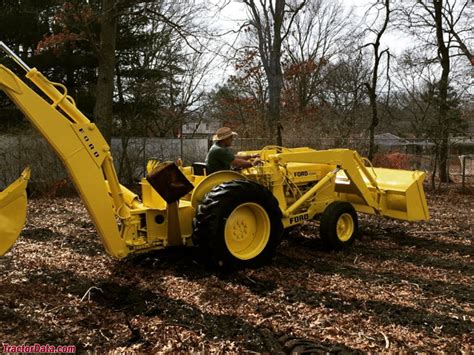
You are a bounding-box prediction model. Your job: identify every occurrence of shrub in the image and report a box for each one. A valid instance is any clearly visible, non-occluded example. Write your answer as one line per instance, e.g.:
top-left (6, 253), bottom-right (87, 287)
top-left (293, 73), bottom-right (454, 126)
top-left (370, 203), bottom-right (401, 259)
top-left (372, 152), bottom-right (411, 170)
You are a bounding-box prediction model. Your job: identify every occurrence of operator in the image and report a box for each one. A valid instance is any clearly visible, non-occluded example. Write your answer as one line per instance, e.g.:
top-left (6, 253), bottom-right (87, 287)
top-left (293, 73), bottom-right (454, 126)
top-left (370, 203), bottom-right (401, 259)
top-left (205, 127), bottom-right (259, 174)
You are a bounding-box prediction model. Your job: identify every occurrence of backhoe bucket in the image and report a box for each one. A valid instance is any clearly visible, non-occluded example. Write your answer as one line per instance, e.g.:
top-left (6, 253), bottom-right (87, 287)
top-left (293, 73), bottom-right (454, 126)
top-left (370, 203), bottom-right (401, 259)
top-left (0, 168), bottom-right (30, 256)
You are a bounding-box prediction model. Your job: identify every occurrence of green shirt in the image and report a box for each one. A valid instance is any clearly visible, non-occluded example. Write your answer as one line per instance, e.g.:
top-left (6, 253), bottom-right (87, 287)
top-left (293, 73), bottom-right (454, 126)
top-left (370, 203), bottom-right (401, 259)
top-left (205, 143), bottom-right (235, 174)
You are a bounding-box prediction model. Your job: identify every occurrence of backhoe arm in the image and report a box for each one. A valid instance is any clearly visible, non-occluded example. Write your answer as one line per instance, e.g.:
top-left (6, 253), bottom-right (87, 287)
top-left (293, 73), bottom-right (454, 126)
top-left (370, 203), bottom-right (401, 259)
top-left (0, 43), bottom-right (134, 258)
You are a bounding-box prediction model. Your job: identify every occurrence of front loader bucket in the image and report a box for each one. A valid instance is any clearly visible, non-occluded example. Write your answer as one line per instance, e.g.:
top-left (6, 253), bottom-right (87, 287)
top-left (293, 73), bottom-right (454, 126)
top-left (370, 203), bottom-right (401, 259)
top-left (337, 167), bottom-right (430, 221)
top-left (0, 168), bottom-right (30, 256)
top-left (371, 168), bottom-right (430, 221)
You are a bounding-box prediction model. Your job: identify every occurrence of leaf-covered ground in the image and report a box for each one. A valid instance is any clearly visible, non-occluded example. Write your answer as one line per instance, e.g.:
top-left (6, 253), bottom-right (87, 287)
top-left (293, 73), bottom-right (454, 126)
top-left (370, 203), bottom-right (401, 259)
top-left (1, 187), bottom-right (472, 353)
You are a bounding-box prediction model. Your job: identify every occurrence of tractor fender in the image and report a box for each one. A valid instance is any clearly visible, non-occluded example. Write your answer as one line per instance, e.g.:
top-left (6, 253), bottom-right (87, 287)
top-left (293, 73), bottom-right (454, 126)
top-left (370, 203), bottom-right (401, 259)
top-left (190, 170), bottom-right (246, 209)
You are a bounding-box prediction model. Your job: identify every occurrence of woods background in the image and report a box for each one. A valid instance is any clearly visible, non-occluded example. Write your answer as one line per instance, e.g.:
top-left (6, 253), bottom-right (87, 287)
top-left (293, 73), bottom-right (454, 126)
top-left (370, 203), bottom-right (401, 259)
top-left (0, 2), bottom-right (472, 352)
top-left (0, 0), bottom-right (472, 193)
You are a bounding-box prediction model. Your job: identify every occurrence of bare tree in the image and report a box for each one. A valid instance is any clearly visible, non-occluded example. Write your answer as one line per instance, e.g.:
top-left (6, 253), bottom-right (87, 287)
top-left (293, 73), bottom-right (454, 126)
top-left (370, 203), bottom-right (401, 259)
top-left (97, 0), bottom-right (216, 179)
top-left (208, 49), bottom-right (269, 138)
top-left (94, 0), bottom-right (118, 143)
top-left (94, 0), bottom-right (214, 144)
top-left (283, 0), bottom-right (353, 113)
top-left (360, 0), bottom-right (392, 161)
top-left (318, 52), bottom-right (370, 146)
top-left (391, 50), bottom-right (439, 138)
top-left (400, 0), bottom-right (472, 182)
top-left (241, 0), bottom-right (308, 145)
top-left (174, 46), bottom-right (217, 159)
top-left (442, 0), bottom-right (473, 64)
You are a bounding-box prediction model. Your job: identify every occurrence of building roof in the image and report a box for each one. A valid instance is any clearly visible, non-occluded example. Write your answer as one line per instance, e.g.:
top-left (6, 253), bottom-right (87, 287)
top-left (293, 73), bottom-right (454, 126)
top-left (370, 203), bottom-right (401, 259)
top-left (374, 133), bottom-right (408, 146)
top-left (451, 136), bottom-right (474, 145)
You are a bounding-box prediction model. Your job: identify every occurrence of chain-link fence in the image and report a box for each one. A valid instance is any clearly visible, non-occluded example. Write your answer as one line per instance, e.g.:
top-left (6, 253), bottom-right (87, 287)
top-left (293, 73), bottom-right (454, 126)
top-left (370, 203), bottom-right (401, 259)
top-left (0, 134), bottom-right (208, 192)
top-left (1, 133), bottom-right (472, 194)
top-left (237, 135), bottom-right (474, 187)
top-left (110, 137), bottom-right (208, 183)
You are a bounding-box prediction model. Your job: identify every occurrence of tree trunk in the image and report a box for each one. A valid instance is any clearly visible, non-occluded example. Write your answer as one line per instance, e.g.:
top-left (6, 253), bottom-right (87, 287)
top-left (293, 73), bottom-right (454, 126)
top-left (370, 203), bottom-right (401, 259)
top-left (434, 0), bottom-right (450, 183)
top-left (271, 0), bottom-right (284, 147)
top-left (366, 0), bottom-right (389, 161)
top-left (439, 136), bottom-right (449, 183)
top-left (268, 74), bottom-right (283, 146)
top-left (431, 145), bottom-right (438, 189)
top-left (244, 0), bottom-right (289, 147)
top-left (93, 0), bottom-right (118, 144)
top-left (367, 89), bottom-right (378, 161)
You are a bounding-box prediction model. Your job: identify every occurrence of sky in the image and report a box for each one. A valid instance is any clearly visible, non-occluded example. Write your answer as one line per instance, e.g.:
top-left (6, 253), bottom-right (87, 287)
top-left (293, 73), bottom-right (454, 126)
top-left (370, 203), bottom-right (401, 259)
top-left (200, 0), bottom-right (472, 92)
top-left (205, 0), bottom-right (411, 86)
top-left (216, 0), bottom-right (410, 51)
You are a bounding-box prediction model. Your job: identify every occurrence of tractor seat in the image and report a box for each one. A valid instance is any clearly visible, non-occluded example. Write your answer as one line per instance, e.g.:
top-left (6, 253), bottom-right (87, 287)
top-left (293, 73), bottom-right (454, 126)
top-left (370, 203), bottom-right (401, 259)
top-left (192, 162), bottom-right (207, 176)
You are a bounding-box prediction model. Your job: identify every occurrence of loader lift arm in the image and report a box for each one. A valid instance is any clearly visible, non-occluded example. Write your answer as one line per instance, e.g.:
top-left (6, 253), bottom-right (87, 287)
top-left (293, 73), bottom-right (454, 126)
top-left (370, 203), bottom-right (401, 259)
top-left (272, 148), bottom-right (429, 222)
top-left (0, 42), bottom-right (138, 258)
top-left (275, 149), bottom-right (382, 213)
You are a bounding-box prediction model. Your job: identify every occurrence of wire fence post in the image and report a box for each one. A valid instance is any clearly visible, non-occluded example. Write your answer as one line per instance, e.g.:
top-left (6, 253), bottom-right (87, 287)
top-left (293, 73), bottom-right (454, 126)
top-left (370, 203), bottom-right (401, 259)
top-left (143, 137), bottom-right (146, 177)
top-left (447, 136), bottom-right (451, 183)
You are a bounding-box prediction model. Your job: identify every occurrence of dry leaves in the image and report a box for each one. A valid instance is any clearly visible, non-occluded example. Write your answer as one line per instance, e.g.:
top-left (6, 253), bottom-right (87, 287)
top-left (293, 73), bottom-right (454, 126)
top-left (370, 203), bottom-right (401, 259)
top-left (0, 187), bottom-right (472, 352)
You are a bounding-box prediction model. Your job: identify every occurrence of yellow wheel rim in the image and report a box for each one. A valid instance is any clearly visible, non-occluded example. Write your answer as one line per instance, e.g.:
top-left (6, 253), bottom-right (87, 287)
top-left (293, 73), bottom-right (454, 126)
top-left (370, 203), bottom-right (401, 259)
top-left (336, 213), bottom-right (354, 242)
top-left (224, 202), bottom-right (270, 260)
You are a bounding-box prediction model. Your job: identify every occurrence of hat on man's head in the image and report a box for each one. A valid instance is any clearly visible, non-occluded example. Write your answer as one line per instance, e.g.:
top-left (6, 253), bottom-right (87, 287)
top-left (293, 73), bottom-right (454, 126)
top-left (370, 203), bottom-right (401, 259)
top-left (212, 127), bottom-right (238, 141)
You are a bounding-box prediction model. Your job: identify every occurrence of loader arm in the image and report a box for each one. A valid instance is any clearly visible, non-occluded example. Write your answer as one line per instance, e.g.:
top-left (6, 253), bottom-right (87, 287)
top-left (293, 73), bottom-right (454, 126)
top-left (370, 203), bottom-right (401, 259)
top-left (0, 43), bottom-right (136, 258)
top-left (272, 148), bottom-right (429, 221)
top-left (274, 149), bottom-right (382, 212)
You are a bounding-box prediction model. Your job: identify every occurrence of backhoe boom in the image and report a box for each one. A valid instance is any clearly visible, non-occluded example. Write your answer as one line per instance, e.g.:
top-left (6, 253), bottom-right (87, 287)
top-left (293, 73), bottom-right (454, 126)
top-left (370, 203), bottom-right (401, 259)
top-left (0, 44), bottom-right (136, 258)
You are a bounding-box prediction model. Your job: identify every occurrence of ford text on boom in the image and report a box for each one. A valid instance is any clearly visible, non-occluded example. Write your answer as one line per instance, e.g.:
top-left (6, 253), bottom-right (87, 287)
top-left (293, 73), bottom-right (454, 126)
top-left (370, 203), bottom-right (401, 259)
top-left (294, 171), bottom-right (309, 177)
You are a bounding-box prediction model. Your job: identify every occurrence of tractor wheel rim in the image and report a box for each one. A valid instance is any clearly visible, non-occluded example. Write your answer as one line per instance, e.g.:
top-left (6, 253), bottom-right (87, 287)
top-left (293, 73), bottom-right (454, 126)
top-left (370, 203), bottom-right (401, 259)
top-left (224, 202), bottom-right (270, 260)
top-left (336, 213), bottom-right (354, 242)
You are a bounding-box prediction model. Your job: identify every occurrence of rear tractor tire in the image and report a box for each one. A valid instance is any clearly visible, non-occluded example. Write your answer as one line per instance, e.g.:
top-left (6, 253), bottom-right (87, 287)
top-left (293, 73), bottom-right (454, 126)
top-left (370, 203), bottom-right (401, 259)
top-left (193, 180), bottom-right (283, 270)
top-left (320, 201), bottom-right (358, 250)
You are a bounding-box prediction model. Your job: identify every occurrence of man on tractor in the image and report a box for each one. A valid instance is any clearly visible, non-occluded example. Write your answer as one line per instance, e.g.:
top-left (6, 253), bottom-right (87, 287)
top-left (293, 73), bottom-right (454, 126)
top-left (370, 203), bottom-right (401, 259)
top-left (205, 127), bottom-right (259, 174)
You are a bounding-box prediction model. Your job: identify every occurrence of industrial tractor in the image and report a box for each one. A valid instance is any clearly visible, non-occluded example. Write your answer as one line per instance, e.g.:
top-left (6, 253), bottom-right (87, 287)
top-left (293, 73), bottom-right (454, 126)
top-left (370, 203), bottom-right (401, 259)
top-left (0, 43), bottom-right (430, 270)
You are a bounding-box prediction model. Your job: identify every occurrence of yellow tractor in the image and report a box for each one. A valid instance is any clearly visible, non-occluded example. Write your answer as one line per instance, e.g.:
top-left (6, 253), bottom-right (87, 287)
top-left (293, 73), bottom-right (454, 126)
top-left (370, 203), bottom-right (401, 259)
top-left (0, 43), bottom-right (430, 270)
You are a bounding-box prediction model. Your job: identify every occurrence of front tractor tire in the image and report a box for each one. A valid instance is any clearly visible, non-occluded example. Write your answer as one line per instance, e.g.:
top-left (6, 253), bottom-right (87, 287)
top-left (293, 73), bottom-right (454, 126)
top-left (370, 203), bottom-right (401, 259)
top-left (320, 201), bottom-right (358, 250)
top-left (193, 180), bottom-right (283, 271)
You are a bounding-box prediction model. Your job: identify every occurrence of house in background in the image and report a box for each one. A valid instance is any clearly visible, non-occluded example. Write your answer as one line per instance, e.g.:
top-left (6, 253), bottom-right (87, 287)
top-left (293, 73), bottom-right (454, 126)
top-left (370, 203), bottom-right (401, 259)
top-left (374, 133), bottom-right (408, 153)
top-left (405, 139), bottom-right (434, 155)
top-left (374, 133), bottom-right (474, 155)
top-left (451, 136), bottom-right (474, 155)
top-left (181, 120), bottom-right (221, 140)
top-left (181, 119), bottom-right (242, 140)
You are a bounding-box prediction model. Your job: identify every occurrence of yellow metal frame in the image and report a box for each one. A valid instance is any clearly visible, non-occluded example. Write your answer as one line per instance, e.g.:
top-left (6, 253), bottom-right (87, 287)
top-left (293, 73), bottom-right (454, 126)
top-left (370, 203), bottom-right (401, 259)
top-left (236, 147), bottom-right (430, 228)
top-left (0, 168), bottom-right (30, 255)
top-left (0, 43), bottom-right (429, 261)
top-left (190, 170), bottom-right (246, 209)
top-left (0, 64), bottom-right (139, 257)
